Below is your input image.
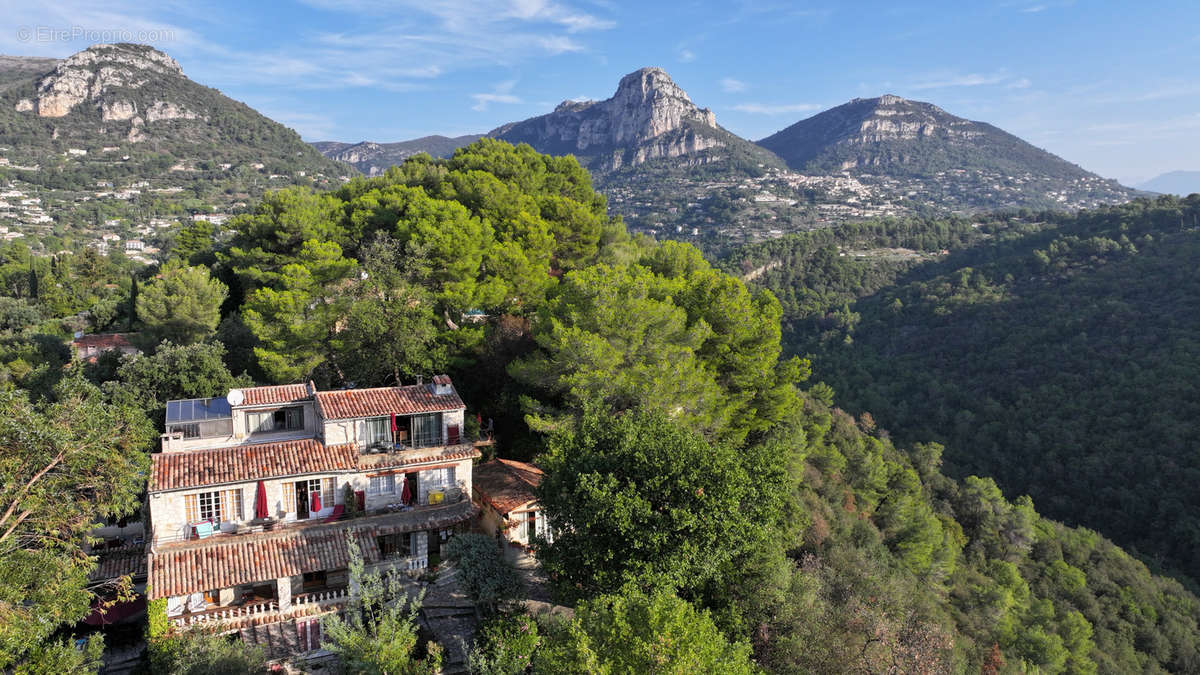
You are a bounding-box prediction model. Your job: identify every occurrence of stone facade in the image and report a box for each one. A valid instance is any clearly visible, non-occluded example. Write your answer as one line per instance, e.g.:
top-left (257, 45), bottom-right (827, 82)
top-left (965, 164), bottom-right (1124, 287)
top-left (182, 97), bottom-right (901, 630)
top-left (146, 377), bottom-right (481, 653)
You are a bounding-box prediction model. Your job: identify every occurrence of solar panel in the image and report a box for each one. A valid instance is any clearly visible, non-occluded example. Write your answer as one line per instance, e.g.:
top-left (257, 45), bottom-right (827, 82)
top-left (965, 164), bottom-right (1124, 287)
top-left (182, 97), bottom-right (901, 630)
top-left (165, 397), bottom-right (232, 423)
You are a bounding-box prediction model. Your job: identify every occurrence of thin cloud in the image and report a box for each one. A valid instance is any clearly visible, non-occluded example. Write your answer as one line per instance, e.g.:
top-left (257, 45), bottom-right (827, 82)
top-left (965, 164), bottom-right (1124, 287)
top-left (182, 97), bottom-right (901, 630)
top-left (720, 78), bottom-right (747, 93)
top-left (733, 102), bottom-right (821, 115)
top-left (678, 48), bottom-right (696, 62)
top-left (1022, 5), bottom-right (1047, 12)
top-left (472, 79), bottom-right (523, 111)
top-left (912, 73), bottom-right (1010, 90)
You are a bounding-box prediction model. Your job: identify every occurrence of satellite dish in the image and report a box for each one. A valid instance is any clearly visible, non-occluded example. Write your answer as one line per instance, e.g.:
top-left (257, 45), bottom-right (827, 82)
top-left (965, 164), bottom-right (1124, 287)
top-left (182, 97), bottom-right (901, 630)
top-left (226, 389), bottom-right (245, 406)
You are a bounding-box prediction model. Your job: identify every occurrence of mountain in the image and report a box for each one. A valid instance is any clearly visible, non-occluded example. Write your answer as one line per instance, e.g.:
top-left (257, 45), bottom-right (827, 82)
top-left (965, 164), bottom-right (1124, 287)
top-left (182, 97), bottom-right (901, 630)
top-left (0, 43), bottom-right (351, 246)
top-left (757, 95), bottom-right (1140, 211)
top-left (1137, 170), bottom-right (1200, 196)
top-left (490, 67), bottom-right (782, 174)
top-left (311, 134), bottom-right (482, 176)
top-left (0, 55), bottom-right (60, 91)
top-left (736, 195), bottom-right (1200, 585)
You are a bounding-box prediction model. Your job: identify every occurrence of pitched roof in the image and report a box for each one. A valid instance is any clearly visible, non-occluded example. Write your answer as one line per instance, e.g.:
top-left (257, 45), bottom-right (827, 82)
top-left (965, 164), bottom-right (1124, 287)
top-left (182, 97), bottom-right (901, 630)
top-left (314, 381), bottom-right (464, 420)
top-left (357, 445), bottom-right (482, 473)
top-left (150, 439), bottom-right (357, 492)
top-left (148, 525), bottom-right (377, 598)
top-left (89, 545), bottom-right (148, 582)
top-left (238, 383), bottom-right (311, 407)
top-left (473, 458), bottom-right (543, 514)
top-left (147, 501), bottom-right (478, 598)
top-left (73, 333), bottom-right (136, 351)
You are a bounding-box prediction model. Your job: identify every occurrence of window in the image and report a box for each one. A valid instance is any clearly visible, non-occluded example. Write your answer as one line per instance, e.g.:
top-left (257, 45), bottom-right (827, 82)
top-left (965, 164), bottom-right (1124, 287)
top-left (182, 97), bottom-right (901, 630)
top-left (184, 489), bottom-right (243, 523)
top-left (170, 423), bottom-right (200, 439)
top-left (423, 467), bottom-right (455, 487)
top-left (247, 406), bottom-right (304, 434)
top-left (409, 413), bottom-right (443, 448)
top-left (369, 474), bottom-right (396, 495)
top-left (358, 417), bottom-right (391, 450)
top-left (377, 532), bottom-right (412, 558)
top-left (285, 478), bottom-right (334, 516)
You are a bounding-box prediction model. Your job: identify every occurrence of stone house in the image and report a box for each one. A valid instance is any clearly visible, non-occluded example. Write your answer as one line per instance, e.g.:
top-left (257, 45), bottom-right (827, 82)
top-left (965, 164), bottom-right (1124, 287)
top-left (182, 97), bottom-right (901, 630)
top-left (472, 458), bottom-right (553, 551)
top-left (72, 332), bottom-right (141, 362)
top-left (146, 376), bottom-right (480, 659)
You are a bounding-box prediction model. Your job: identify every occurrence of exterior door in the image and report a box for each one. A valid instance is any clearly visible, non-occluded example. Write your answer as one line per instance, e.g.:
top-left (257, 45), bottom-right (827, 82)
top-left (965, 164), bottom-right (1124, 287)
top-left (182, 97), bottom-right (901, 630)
top-left (295, 481), bottom-right (309, 519)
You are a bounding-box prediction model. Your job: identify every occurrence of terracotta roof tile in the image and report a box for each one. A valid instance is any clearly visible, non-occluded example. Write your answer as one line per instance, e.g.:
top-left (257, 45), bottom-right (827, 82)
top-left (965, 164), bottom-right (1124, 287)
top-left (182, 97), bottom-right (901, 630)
top-left (238, 384), bottom-right (312, 406)
top-left (147, 501), bottom-right (478, 598)
top-left (148, 525), bottom-right (376, 598)
top-left (473, 458), bottom-right (543, 515)
top-left (315, 381), bottom-right (464, 420)
top-left (356, 445), bottom-right (481, 472)
top-left (151, 439), bottom-right (357, 492)
top-left (73, 333), bottom-right (136, 351)
top-left (89, 545), bottom-right (147, 582)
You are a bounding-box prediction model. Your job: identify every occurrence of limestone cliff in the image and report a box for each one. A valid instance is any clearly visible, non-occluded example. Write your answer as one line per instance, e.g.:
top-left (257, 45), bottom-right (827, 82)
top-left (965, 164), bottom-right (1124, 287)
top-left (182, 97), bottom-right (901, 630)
top-left (490, 67), bottom-right (743, 172)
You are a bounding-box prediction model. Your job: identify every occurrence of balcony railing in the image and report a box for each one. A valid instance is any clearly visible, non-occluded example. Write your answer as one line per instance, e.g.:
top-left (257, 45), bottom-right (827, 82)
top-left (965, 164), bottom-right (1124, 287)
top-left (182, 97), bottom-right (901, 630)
top-left (167, 587), bottom-right (348, 629)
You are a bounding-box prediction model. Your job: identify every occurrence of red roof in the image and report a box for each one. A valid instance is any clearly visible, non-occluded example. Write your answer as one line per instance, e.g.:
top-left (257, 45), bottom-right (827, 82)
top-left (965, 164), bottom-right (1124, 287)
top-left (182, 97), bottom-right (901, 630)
top-left (315, 381), bottom-right (464, 420)
top-left (73, 333), bottom-right (137, 351)
top-left (150, 439), bottom-right (357, 492)
top-left (238, 383), bottom-right (311, 406)
top-left (473, 458), bottom-right (543, 514)
top-left (148, 501), bottom-right (478, 598)
top-left (149, 525), bottom-right (376, 598)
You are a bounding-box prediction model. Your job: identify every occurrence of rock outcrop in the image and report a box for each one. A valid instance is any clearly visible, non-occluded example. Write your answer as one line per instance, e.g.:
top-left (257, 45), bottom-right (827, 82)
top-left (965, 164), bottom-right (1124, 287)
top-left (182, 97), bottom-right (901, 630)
top-left (15, 43), bottom-right (185, 120)
top-left (490, 67), bottom-right (729, 172)
top-left (757, 95), bottom-right (1098, 180)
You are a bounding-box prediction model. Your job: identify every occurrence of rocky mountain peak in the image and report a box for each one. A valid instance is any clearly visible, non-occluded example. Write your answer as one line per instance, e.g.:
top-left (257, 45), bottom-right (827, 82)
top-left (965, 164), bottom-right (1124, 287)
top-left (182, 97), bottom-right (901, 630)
top-left (15, 42), bottom-right (190, 120)
top-left (490, 66), bottom-right (723, 170)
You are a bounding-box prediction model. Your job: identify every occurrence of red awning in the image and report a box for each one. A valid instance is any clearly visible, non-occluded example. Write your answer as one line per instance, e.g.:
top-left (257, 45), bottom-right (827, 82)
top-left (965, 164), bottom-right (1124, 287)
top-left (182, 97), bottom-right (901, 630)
top-left (254, 480), bottom-right (268, 520)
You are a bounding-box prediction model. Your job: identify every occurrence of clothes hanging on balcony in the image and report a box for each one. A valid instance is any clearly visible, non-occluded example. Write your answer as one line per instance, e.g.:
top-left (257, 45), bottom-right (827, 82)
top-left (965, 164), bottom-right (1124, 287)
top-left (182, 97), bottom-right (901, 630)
top-left (400, 474), bottom-right (412, 505)
top-left (254, 480), bottom-right (268, 520)
top-left (310, 490), bottom-right (322, 513)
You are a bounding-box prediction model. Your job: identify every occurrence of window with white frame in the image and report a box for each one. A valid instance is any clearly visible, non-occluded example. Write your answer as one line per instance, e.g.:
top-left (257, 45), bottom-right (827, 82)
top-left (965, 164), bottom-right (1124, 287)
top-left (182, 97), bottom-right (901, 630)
top-left (358, 417), bottom-right (391, 450)
top-left (247, 406), bottom-right (304, 434)
top-left (368, 473), bottom-right (396, 495)
top-left (184, 489), bottom-right (243, 523)
top-left (423, 467), bottom-right (455, 487)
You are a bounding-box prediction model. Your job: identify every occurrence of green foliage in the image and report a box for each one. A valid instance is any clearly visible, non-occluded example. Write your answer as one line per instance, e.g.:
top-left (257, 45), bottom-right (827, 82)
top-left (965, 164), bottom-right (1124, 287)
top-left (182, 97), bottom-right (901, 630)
top-left (148, 629), bottom-right (267, 674)
top-left (510, 241), bottom-right (799, 442)
top-left (104, 341), bottom-right (251, 425)
top-left (136, 261), bottom-right (228, 347)
top-left (534, 588), bottom-right (758, 675)
top-left (0, 376), bottom-right (152, 668)
top-left (467, 612), bottom-right (541, 675)
top-left (791, 196), bottom-right (1200, 585)
top-left (535, 407), bottom-right (783, 601)
top-left (147, 595), bottom-right (169, 640)
top-left (320, 533), bottom-right (443, 674)
top-left (443, 533), bottom-right (524, 616)
top-left (12, 635), bottom-right (103, 675)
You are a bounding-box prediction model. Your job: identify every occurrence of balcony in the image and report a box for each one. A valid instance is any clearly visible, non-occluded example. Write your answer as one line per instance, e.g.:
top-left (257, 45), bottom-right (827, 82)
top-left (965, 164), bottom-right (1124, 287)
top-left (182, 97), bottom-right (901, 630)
top-left (168, 587), bottom-right (348, 630)
top-left (151, 496), bottom-right (477, 550)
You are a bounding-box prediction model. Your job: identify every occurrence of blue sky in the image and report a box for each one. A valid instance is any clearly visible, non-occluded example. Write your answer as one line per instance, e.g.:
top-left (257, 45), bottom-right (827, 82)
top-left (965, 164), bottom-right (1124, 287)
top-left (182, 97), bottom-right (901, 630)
top-left (3, 0), bottom-right (1198, 184)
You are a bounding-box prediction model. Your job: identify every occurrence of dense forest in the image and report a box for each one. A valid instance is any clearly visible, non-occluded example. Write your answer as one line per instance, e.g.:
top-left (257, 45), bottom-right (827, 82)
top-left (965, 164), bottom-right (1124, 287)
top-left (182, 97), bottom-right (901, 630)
top-left (733, 196), bottom-right (1200, 585)
top-left (1, 141), bottom-right (1198, 672)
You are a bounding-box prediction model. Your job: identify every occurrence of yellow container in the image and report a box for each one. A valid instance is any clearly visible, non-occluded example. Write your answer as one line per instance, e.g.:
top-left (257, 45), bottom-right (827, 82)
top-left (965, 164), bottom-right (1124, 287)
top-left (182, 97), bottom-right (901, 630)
top-left (429, 491), bottom-right (444, 505)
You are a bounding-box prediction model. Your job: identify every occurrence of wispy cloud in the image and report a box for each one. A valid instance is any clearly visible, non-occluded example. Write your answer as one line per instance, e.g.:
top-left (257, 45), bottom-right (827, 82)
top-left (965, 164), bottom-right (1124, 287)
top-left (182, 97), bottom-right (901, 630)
top-left (733, 102), bottom-right (821, 115)
top-left (1021, 5), bottom-right (1047, 12)
top-left (1008, 77), bottom-right (1032, 89)
top-left (912, 72), bottom-right (1011, 90)
top-left (720, 77), bottom-right (747, 93)
top-left (678, 48), bottom-right (696, 62)
top-left (472, 79), bottom-right (523, 111)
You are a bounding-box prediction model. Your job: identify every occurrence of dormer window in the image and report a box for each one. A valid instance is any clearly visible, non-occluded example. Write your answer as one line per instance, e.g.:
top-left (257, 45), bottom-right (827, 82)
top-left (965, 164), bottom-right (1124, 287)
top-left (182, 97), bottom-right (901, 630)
top-left (248, 406), bottom-right (304, 434)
